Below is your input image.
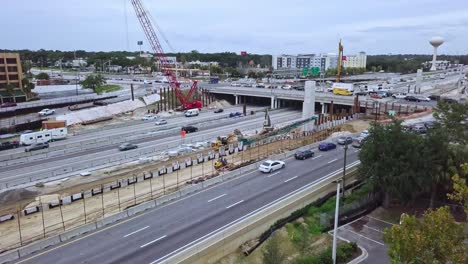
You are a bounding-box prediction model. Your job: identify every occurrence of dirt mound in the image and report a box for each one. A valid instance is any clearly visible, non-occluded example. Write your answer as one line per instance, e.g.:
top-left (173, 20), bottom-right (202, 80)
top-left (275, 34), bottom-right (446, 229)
top-left (207, 100), bottom-right (231, 109)
top-left (0, 189), bottom-right (38, 207)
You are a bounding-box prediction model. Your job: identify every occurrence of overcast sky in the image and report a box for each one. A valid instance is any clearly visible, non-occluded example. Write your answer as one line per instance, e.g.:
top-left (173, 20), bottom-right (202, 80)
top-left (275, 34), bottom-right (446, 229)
top-left (2, 0), bottom-right (468, 55)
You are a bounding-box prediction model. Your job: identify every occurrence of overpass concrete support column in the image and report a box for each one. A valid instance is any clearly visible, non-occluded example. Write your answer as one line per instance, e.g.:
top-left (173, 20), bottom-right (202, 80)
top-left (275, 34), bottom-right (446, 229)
top-left (235, 95), bottom-right (239, 105)
top-left (321, 103), bottom-right (327, 114)
top-left (271, 96), bottom-right (276, 109)
top-left (302, 81), bottom-right (316, 130)
top-left (275, 99), bottom-right (280, 109)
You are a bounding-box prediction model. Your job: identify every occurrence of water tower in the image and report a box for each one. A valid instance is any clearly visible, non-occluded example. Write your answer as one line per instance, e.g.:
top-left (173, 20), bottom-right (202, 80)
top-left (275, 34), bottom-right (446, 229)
top-left (429, 36), bottom-right (444, 71)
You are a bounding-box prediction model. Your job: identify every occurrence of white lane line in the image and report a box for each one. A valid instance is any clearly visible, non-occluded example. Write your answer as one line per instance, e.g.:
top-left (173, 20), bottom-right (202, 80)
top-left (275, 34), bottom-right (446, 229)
top-left (327, 158), bottom-right (338, 164)
top-left (267, 172), bottom-right (281, 178)
top-left (312, 155), bottom-right (323, 160)
top-left (140, 235), bottom-right (167, 248)
top-left (284, 176), bottom-right (298, 183)
top-left (366, 215), bottom-right (396, 226)
top-left (342, 228), bottom-right (385, 246)
top-left (207, 193), bottom-right (227, 203)
top-left (354, 149), bottom-right (361, 153)
top-left (123, 226), bottom-right (149, 238)
top-left (150, 161), bottom-right (362, 264)
top-left (363, 224), bottom-right (384, 233)
top-left (226, 200), bottom-right (244, 209)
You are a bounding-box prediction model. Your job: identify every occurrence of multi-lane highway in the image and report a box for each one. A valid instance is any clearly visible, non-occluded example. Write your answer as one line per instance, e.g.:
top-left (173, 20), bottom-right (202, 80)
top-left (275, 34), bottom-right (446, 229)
top-left (16, 141), bottom-right (360, 264)
top-left (0, 109), bottom-right (301, 187)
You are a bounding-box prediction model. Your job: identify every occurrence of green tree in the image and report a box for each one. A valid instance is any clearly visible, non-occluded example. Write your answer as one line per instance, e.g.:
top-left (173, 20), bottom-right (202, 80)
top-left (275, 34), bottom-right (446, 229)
top-left (262, 232), bottom-right (287, 264)
top-left (384, 207), bottom-right (467, 264)
top-left (5, 83), bottom-right (16, 96)
top-left (35, 72), bottom-right (50, 80)
top-left (80, 74), bottom-right (105, 92)
top-left (358, 121), bottom-right (426, 207)
top-left (433, 101), bottom-right (468, 145)
top-left (447, 163), bottom-right (468, 215)
top-left (22, 78), bottom-right (35, 94)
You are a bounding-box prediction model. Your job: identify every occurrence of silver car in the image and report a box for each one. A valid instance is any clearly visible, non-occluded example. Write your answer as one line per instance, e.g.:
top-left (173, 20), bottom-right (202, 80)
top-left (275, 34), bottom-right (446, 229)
top-left (337, 136), bottom-right (353, 145)
top-left (25, 142), bottom-right (49, 152)
top-left (154, 119), bottom-right (167, 125)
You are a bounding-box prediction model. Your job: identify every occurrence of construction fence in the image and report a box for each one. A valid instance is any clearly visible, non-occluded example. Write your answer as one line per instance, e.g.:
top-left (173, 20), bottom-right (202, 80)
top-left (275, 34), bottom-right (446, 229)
top-left (0, 115), bottom-right (353, 253)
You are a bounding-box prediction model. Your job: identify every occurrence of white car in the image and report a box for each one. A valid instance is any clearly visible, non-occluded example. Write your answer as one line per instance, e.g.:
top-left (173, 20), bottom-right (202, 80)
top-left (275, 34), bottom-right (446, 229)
top-left (259, 160), bottom-right (286, 173)
top-left (154, 119), bottom-right (167, 125)
top-left (38, 109), bottom-right (55, 116)
top-left (392, 93), bottom-right (407, 99)
top-left (142, 115), bottom-right (158, 120)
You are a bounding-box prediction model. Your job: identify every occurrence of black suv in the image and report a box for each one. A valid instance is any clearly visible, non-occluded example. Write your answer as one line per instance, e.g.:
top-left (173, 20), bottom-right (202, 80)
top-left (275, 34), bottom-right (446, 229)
top-left (181, 126), bottom-right (198, 133)
top-left (294, 149), bottom-right (314, 160)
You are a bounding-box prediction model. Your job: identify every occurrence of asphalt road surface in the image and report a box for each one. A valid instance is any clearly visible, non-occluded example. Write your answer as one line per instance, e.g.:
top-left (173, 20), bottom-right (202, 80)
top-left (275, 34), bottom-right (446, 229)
top-left (17, 144), bottom-right (361, 264)
top-left (0, 110), bottom-right (301, 185)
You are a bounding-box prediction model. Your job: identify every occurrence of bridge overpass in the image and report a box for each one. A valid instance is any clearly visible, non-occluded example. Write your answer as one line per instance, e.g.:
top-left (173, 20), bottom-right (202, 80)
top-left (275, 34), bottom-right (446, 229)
top-left (205, 86), bottom-right (360, 114)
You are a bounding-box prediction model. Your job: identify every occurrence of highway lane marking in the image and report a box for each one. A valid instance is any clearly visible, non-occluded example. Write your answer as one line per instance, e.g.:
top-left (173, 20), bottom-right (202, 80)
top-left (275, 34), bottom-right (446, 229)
top-left (366, 215), bottom-right (396, 226)
top-left (363, 224), bottom-right (384, 234)
top-left (151, 161), bottom-right (361, 264)
top-left (266, 172), bottom-right (281, 178)
top-left (327, 158), bottom-right (338, 164)
top-left (342, 228), bottom-right (385, 246)
top-left (123, 226), bottom-right (150, 238)
top-left (13, 168), bottom-right (261, 264)
top-left (207, 193), bottom-right (227, 203)
top-left (226, 200), bottom-right (244, 209)
top-left (312, 155), bottom-right (322, 160)
top-left (1, 112), bottom-right (302, 179)
top-left (354, 149), bottom-right (361, 153)
top-left (140, 235), bottom-right (167, 248)
top-left (284, 176), bottom-right (298, 183)
top-left (14, 152), bottom-right (357, 263)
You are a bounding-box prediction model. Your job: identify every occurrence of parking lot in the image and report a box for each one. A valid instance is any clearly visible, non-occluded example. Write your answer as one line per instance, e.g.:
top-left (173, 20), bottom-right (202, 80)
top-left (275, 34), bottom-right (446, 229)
top-left (334, 215), bottom-right (394, 263)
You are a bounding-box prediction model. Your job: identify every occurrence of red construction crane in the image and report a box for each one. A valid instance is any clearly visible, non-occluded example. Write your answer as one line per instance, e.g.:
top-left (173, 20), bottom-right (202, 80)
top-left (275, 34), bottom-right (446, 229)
top-left (130, 0), bottom-right (202, 110)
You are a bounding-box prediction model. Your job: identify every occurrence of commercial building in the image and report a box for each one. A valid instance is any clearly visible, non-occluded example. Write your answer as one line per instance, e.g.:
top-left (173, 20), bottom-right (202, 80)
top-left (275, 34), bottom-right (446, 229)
top-left (0, 53), bottom-right (26, 103)
top-left (342, 52), bottom-right (367, 68)
top-left (273, 51), bottom-right (367, 76)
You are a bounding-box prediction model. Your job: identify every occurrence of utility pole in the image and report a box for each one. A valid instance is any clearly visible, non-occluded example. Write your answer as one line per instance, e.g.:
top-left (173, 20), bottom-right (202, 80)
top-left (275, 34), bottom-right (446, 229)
top-left (332, 179), bottom-right (342, 264)
top-left (342, 143), bottom-right (348, 198)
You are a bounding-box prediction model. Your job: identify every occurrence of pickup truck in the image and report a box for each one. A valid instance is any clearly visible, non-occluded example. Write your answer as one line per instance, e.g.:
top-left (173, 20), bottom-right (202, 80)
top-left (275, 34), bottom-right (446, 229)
top-left (38, 109), bottom-right (56, 116)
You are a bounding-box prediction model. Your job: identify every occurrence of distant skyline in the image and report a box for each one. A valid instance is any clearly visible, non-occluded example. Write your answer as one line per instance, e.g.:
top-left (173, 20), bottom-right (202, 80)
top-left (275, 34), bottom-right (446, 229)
top-left (1, 0), bottom-right (468, 55)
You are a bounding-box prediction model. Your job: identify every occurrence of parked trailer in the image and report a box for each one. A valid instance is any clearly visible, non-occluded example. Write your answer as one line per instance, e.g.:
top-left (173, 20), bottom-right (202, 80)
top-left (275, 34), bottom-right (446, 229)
top-left (19, 128), bottom-right (68, 145)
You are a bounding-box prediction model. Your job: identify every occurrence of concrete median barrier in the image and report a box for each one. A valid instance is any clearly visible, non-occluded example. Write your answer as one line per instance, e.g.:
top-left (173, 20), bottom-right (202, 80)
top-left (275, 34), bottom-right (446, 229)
top-left (6, 157), bottom-right (28, 166)
top-left (127, 201), bottom-right (156, 216)
top-left (96, 211), bottom-right (129, 228)
top-left (0, 250), bottom-right (19, 264)
top-left (48, 150), bottom-right (66, 158)
top-left (28, 153), bottom-right (47, 162)
top-left (59, 222), bottom-right (97, 241)
top-left (155, 191), bottom-right (180, 206)
top-left (18, 235), bottom-right (61, 257)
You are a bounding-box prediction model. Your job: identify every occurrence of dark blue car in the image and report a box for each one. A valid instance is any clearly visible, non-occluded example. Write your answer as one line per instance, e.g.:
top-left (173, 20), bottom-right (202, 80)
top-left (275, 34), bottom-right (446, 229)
top-left (229, 112), bottom-right (242, 118)
top-left (319, 142), bottom-right (337, 151)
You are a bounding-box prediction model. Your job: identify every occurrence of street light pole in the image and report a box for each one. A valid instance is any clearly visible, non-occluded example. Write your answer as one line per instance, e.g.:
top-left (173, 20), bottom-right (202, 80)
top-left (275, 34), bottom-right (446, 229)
top-left (342, 143), bottom-right (348, 198)
top-left (332, 179), bottom-right (342, 264)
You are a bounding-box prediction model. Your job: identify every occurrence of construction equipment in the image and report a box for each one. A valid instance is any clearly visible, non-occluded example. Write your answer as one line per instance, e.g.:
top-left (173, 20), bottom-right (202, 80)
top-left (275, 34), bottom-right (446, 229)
top-left (214, 157), bottom-right (229, 170)
top-left (130, 0), bottom-right (202, 110)
top-left (211, 129), bottom-right (242, 150)
top-left (336, 39), bottom-right (344, 83)
top-left (261, 109), bottom-right (274, 134)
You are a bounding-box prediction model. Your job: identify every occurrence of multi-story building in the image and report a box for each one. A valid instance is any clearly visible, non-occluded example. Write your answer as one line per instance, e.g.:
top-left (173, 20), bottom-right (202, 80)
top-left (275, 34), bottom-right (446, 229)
top-left (342, 52), bottom-right (367, 68)
top-left (273, 54), bottom-right (330, 73)
top-left (0, 53), bottom-right (25, 104)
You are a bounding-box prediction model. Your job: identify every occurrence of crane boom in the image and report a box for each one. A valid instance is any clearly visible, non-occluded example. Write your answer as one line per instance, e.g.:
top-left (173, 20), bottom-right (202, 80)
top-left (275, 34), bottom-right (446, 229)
top-left (130, 0), bottom-right (201, 109)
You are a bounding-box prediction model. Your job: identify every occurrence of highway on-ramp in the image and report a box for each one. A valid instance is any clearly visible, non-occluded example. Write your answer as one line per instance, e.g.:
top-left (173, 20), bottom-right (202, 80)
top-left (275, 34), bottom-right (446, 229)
top-left (16, 145), bottom-right (361, 264)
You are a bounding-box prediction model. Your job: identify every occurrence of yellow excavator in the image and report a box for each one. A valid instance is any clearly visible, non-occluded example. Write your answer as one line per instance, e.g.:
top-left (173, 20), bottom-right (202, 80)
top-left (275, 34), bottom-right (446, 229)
top-left (211, 129), bottom-right (242, 150)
